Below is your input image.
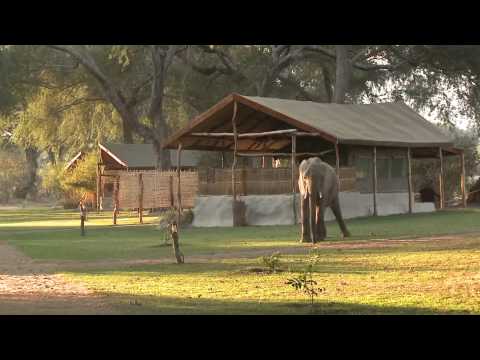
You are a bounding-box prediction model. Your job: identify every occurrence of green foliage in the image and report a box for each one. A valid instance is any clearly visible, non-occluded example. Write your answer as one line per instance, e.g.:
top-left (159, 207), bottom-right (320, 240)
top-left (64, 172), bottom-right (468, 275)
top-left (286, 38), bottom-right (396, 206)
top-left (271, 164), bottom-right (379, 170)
top-left (286, 255), bottom-right (325, 310)
top-left (413, 127), bottom-right (479, 202)
top-left (61, 152), bottom-right (97, 196)
top-left (39, 162), bottom-right (64, 199)
top-left (40, 152), bottom-right (98, 205)
top-left (0, 148), bottom-right (27, 203)
top-left (261, 252), bottom-right (281, 273)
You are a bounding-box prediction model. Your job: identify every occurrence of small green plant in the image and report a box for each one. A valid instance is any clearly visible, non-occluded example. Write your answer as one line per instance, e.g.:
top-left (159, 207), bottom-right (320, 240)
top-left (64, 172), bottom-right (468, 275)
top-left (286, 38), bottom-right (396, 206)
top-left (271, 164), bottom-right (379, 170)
top-left (286, 254), bottom-right (325, 312)
top-left (261, 252), bottom-right (281, 273)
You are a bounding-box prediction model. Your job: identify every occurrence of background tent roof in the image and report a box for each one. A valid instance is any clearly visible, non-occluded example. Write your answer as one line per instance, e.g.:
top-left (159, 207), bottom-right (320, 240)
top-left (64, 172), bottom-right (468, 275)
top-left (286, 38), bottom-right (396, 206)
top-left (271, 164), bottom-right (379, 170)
top-left (64, 151), bottom-right (85, 171)
top-left (100, 143), bottom-right (202, 168)
top-left (163, 94), bottom-right (455, 151)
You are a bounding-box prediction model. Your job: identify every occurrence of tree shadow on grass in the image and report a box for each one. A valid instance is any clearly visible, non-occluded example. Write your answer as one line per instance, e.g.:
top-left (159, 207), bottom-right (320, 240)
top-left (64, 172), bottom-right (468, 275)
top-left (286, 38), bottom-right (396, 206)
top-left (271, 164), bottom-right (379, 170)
top-left (99, 292), bottom-right (474, 315)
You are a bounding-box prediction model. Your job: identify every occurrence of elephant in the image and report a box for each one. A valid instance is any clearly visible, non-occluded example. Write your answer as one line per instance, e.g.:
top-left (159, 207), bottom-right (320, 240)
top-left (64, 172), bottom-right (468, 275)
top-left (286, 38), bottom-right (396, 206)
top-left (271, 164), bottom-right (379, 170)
top-left (298, 157), bottom-right (351, 243)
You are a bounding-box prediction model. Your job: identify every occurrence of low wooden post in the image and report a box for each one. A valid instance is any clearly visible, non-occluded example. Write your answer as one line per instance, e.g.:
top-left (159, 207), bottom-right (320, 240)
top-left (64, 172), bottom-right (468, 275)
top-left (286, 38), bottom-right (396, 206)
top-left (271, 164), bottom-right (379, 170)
top-left (138, 173), bottom-right (144, 224)
top-left (372, 146), bottom-right (378, 216)
top-left (113, 178), bottom-right (119, 225)
top-left (461, 151), bottom-right (467, 208)
top-left (169, 222), bottom-right (184, 264)
top-left (407, 147), bottom-right (413, 214)
top-left (177, 143), bottom-right (183, 225)
top-left (291, 134), bottom-right (297, 224)
top-left (231, 101), bottom-right (239, 226)
top-left (439, 147), bottom-right (445, 209)
top-left (221, 152), bottom-right (225, 169)
top-left (79, 201), bottom-right (87, 236)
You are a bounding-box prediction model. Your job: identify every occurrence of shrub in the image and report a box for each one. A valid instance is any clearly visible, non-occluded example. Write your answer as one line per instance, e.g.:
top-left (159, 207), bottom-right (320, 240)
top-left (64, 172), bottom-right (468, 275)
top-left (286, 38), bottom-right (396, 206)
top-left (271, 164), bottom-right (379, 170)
top-left (261, 252), bottom-right (281, 273)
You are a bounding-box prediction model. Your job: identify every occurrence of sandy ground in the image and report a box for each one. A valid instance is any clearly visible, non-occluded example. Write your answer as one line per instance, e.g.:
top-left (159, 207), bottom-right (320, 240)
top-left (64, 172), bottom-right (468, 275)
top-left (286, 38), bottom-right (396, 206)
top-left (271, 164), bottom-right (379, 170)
top-left (0, 241), bottom-right (115, 315)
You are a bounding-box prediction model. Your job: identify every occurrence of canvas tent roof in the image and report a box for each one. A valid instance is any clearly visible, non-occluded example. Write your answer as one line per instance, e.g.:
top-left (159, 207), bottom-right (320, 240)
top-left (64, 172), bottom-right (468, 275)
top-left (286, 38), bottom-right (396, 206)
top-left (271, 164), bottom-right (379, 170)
top-left (163, 93), bottom-right (456, 153)
top-left (100, 143), bottom-right (202, 169)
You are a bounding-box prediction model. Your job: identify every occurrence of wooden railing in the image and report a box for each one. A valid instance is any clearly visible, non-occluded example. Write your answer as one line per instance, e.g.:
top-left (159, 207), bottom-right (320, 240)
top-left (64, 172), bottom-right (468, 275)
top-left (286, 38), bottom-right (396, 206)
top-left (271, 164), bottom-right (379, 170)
top-left (198, 167), bottom-right (357, 196)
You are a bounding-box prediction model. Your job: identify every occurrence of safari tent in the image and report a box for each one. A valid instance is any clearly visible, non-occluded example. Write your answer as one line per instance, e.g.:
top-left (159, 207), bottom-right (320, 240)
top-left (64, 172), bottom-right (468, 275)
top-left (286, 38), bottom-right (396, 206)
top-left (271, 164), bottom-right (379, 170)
top-left (65, 143), bottom-right (204, 211)
top-left (162, 93), bottom-right (466, 227)
top-left (96, 143), bottom-right (203, 210)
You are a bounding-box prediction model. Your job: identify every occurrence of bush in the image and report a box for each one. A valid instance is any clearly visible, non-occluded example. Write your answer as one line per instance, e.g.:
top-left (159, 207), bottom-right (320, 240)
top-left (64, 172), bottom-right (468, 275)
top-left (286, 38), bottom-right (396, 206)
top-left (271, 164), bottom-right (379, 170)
top-left (40, 151), bottom-right (97, 206)
top-left (261, 252), bottom-right (281, 273)
top-left (159, 208), bottom-right (194, 228)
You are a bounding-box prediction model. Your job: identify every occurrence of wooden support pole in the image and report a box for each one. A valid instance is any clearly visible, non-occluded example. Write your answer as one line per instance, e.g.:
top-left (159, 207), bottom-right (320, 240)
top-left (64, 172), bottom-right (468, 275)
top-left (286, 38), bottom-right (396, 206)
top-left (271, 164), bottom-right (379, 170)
top-left (177, 143), bottom-right (183, 226)
top-left (291, 134), bottom-right (297, 224)
top-left (96, 163), bottom-right (101, 212)
top-left (138, 173), bottom-right (144, 224)
top-left (461, 151), bottom-right (467, 208)
top-left (113, 177), bottom-right (119, 225)
top-left (439, 147), bottom-right (445, 209)
top-left (231, 101), bottom-right (238, 226)
top-left (191, 129), bottom-right (297, 138)
top-left (335, 143), bottom-right (341, 190)
top-left (236, 150), bottom-right (334, 158)
top-left (335, 143), bottom-right (340, 175)
top-left (221, 152), bottom-right (225, 169)
top-left (407, 147), bottom-right (413, 214)
top-left (169, 175), bottom-right (174, 207)
top-left (372, 146), bottom-right (378, 216)
top-left (190, 130), bottom-right (326, 138)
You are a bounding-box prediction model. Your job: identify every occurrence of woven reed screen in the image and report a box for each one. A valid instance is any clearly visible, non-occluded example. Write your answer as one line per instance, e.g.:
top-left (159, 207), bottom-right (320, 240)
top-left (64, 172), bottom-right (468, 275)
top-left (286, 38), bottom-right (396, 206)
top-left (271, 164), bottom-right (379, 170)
top-left (117, 170), bottom-right (198, 209)
top-left (116, 167), bottom-right (357, 209)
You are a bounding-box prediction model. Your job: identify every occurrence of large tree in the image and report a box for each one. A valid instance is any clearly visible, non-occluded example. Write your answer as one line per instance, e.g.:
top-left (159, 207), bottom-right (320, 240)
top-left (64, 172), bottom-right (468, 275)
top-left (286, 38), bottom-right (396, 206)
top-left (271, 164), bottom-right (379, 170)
top-left (47, 45), bottom-right (189, 168)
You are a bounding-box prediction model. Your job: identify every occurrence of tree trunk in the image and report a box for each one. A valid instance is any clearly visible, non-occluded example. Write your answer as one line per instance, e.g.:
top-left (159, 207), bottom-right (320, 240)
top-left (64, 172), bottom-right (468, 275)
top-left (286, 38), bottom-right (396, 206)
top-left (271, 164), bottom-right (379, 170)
top-left (148, 50), bottom-right (172, 170)
top-left (15, 147), bottom-right (39, 199)
top-left (333, 45), bottom-right (352, 104)
top-left (47, 150), bottom-right (56, 165)
top-left (122, 117), bottom-right (134, 143)
top-left (322, 67), bottom-right (334, 102)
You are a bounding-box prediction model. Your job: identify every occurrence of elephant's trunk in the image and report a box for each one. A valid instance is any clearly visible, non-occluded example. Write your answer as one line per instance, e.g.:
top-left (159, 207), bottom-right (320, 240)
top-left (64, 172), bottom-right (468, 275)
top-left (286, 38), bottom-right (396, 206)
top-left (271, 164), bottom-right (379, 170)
top-left (308, 179), bottom-right (317, 243)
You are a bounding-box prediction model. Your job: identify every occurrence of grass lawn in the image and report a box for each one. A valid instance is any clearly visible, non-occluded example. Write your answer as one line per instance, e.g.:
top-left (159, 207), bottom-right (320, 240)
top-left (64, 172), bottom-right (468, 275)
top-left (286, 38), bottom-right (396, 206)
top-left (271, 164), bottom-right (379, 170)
top-left (63, 238), bottom-right (480, 314)
top-left (2, 207), bottom-right (480, 261)
top-left (2, 207), bottom-right (480, 314)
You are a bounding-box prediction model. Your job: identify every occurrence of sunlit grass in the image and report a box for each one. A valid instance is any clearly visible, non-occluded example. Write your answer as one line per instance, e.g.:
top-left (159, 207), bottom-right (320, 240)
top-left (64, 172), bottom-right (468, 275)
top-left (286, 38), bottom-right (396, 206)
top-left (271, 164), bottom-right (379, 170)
top-left (3, 207), bottom-right (480, 314)
top-left (63, 236), bottom-right (480, 314)
top-left (0, 208), bottom-right (158, 229)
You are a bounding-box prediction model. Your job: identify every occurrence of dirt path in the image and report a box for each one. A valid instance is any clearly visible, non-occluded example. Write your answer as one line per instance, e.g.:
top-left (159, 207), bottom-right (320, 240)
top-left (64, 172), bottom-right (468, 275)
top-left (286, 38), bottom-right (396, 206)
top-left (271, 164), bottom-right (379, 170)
top-left (34, 233), bottom-right (479, 271)
top-left (0, 241), bottom-right (116, 315)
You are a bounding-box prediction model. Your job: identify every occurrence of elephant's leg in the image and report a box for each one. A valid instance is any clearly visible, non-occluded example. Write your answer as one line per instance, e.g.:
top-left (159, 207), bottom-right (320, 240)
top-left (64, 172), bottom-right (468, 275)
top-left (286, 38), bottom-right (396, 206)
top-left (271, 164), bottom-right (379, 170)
top-left (309, 191), bottom-right (317, 243)
top-left (316, 202), bottom-right (327, 241)
top-left (331, 196), bottom-right (351, 238)
top-left (300, 194), bottom-right (311, 243)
